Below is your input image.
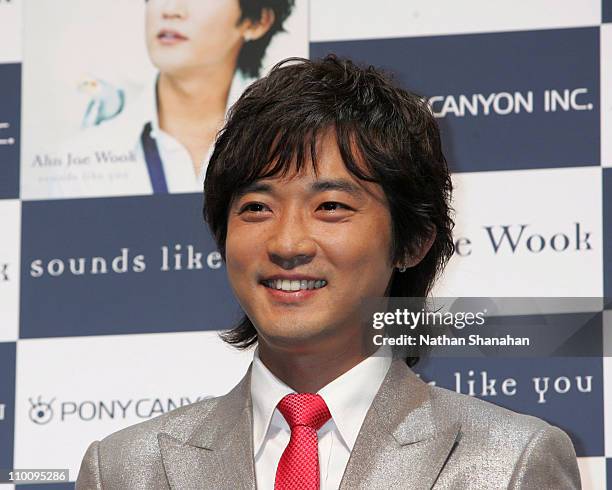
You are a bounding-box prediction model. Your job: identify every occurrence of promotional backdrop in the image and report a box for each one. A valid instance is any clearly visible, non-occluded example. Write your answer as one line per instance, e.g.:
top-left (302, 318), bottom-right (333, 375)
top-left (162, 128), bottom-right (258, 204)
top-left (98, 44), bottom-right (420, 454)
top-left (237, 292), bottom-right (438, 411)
top-left (0, 0), bottom-right (610, 488)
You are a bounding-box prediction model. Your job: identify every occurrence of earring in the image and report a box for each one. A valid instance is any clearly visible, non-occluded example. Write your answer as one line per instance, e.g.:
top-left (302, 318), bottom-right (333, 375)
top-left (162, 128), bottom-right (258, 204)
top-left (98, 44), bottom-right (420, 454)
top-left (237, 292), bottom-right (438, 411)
top-left (243, 32), bottom-right (253, 42)
top-left (398, 265), bottom-right (407, 273)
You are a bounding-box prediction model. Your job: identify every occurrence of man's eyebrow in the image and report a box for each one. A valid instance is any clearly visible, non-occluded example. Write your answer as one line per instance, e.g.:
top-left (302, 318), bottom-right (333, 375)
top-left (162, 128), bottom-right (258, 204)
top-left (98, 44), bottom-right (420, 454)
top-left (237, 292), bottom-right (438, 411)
top-left (234, 182), bottom-right (274, 200)
top-left (310, 179), bottom-right (364, 197)
top-left (233, 178), bottom-right (365, 200)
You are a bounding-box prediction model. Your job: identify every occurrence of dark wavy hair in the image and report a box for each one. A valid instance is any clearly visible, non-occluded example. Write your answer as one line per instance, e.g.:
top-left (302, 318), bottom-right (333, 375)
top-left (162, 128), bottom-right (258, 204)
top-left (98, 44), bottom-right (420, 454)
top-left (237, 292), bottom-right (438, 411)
top-left (204, 55), bottom-right (454, 366)
top-left (237, 0), bottom-right (295, 77)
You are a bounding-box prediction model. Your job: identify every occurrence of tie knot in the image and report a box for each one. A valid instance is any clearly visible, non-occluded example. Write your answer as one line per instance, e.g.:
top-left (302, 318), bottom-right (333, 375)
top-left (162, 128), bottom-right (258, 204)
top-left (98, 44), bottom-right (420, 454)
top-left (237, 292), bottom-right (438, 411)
top-left (277, 393), bottom-right (331, 430)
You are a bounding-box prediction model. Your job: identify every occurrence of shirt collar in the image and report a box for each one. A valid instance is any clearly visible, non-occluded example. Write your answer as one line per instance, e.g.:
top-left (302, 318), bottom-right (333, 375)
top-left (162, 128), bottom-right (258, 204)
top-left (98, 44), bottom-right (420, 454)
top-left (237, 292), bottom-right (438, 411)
top-left (111, 76), bottom-right (156, 150)
top-left (120, 70), bottom-right (255, 150)
top-left (250, 343), bottom-right (393, 455)
top-left (250, 349), bottom-right (295, 456)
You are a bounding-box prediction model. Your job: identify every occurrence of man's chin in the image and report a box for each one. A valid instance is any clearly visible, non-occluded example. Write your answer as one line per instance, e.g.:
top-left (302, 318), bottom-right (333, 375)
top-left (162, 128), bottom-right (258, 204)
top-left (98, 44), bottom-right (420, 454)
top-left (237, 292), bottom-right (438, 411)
top-left (150, 56), bottom-right (192, 76)
top-left (257, 323), bottom-right (333, 350)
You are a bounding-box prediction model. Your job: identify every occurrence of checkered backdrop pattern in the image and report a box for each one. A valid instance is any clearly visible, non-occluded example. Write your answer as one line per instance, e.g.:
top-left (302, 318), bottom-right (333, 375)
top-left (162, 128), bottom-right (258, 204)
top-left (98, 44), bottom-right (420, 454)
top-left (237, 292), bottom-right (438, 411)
top-left (0, 1), bottom-right (611, 488)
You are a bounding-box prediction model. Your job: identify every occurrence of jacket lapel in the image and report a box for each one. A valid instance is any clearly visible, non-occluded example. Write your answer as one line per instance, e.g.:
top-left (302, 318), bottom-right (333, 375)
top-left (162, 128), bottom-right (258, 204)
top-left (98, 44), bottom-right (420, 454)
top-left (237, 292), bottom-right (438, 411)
top-left (339, 358), bottom-right (460, 490)
top-left (157, 357), bottom-right (460, 490)
top-left (158, 365), bottom-right (256, 490)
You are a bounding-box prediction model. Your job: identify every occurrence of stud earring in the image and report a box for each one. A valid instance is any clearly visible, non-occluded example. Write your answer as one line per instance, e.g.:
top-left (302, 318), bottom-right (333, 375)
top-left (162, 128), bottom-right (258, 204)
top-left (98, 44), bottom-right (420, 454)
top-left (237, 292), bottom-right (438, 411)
top-left (244, 32), bottom-right (253, 42)
top-left (398, 265), bottom-right (407, 273)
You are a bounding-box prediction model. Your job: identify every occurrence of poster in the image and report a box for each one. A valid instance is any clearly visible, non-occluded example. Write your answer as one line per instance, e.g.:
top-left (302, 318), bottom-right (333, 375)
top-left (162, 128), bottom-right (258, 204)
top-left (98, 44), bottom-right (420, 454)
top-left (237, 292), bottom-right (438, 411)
top-left (21, 0), bottom-right (308, 199)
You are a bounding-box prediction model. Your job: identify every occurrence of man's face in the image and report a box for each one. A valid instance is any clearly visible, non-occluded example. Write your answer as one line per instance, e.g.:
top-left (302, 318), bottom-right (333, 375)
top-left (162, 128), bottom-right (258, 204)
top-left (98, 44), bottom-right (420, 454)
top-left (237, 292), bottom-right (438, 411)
top-left (225, 130), bottom-right (396, 354)
top-left (145, 0), bottom-right (245, 75)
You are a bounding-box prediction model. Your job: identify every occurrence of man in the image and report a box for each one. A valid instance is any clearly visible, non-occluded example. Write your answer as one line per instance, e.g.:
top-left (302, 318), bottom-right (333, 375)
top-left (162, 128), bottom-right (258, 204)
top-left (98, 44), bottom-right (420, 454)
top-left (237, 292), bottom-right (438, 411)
top-left (76, 56), bottom-right (580, 489)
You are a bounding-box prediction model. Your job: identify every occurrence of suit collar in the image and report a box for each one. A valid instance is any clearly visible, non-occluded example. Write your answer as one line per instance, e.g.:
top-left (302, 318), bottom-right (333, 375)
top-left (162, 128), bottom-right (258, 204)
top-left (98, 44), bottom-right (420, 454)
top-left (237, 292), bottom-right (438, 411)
top-left (339, 357), bottom-right (461, 489)
top-left (158, 365), bottom-right (256, 490)
top-left (186, 363), bottom-right (253, 450)
top-left (158, 358), bottom-right (461, 490)
top-left (374, 357), bottom-right (437, 444)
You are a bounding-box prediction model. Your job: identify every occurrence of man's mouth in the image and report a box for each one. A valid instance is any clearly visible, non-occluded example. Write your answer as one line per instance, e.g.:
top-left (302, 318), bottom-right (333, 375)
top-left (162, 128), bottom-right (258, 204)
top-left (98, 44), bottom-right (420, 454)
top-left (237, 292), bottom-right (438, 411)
top-left (261, 279), bottom-right (328, 292)
top-left (157, 30), bottom-right (189, 42)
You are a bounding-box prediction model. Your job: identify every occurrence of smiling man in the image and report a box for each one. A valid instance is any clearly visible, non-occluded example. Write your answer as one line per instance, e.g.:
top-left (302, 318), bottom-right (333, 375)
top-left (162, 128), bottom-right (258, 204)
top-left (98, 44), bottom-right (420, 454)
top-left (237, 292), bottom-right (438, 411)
top-left (76, 56), bottom-right (580, 489)
top-left (222, 129), bottom-right (401, 394)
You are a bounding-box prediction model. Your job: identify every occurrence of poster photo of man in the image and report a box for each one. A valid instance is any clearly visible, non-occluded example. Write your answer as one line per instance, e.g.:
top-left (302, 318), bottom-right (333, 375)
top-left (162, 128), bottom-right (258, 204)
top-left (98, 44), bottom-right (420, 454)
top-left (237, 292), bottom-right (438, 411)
top-left (21, 0), bottom-right (308, 199)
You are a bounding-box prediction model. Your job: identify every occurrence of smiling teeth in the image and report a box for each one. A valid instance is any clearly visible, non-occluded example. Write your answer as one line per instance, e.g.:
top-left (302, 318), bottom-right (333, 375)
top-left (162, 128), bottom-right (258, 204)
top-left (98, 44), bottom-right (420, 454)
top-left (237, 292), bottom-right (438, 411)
top-left (264, 279), bottom-right (327, 291)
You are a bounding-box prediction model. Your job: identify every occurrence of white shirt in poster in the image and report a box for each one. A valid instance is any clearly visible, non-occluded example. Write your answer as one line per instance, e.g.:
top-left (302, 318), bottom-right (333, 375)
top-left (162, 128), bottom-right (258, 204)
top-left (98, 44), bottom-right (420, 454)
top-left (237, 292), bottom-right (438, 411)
top-left (23, 71), bottom-right (253, 199)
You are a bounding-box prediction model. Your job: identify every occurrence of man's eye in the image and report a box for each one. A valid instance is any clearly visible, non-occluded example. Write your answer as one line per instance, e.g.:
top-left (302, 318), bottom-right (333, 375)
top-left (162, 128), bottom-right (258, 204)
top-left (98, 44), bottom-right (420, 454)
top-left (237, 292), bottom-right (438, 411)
top-left (240, 202), bottom-right (268, 213)
top-left (318, 202), bottom-right (350, 212)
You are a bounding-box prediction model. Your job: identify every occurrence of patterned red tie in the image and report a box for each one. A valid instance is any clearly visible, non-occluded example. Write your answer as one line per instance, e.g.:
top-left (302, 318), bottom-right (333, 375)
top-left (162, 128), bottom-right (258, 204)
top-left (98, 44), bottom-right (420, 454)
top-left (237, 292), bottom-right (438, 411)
top-left (274, 393), bottom-right (332, 490)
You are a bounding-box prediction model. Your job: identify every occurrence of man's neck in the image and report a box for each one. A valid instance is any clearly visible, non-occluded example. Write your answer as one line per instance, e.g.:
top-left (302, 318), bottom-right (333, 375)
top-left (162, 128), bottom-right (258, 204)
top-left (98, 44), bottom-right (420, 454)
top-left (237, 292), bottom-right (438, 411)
top-left (155, 63), bottom-right (238, 174)
top-left (257, 338), bottom-right (379, 393)
top-left (156, 65), bottom-right (234, 135)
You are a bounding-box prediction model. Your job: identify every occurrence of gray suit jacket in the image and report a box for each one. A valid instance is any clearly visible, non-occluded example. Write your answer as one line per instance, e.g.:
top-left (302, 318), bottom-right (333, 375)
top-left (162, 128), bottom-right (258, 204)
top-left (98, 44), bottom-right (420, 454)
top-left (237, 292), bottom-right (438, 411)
top-left (76, 358), bottom-right (580, 489)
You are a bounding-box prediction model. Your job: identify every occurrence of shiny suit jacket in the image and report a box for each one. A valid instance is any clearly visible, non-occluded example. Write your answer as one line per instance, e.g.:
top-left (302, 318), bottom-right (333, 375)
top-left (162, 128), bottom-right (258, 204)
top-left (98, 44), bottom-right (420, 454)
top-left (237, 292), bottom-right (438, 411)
top-left (76, 357), bottom-right (580, 489)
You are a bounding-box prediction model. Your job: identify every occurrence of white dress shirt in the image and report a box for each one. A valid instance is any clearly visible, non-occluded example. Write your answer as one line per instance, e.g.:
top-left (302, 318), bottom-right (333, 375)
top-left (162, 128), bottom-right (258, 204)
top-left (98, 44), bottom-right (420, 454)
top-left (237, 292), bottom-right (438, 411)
top-left (250, 344), bottom-right (392, 490)
top-left (25, 71), bottom-right (253, 199)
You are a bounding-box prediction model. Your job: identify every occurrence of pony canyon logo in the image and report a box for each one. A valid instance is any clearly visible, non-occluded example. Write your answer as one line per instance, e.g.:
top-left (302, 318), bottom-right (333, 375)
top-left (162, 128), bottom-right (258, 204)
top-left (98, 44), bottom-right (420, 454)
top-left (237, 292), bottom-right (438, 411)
top-left (27, 395), bottom-right (210, 424)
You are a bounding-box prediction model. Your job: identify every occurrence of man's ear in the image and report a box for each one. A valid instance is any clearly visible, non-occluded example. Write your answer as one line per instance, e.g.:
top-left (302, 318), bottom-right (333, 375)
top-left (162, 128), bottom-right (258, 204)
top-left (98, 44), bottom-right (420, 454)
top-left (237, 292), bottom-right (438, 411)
top-left (397, 227), bottom-right (437, 269)
top-left (242, 8), bottom-right (275, 42)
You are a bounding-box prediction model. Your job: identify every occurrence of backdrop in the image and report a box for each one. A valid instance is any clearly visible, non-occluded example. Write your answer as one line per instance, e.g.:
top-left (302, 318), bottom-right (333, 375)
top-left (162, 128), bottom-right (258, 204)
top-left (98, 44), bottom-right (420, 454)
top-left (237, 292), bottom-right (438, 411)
top-left (0, 0), bottom-right (610, 488)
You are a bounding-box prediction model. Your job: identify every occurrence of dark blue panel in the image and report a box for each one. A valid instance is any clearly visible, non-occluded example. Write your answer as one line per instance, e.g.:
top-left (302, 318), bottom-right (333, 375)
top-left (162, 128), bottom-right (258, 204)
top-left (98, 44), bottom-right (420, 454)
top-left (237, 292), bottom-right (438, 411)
top-left (414, 356), bottom-right (604, 456)
top-left (607, 458), bottom-right (612, 490)
top-left (0, 342), bottom-right (15, 471)
top-left (0, 63), bottom-right (20, 198)
top-left (20, 193), bottom-right (242, 337)
top-left (605, 168), bottom-right (611, 304)
top-left (311, 27), bottom-right (600, 172)
top-left (604, 0), bottom-right (612, 22)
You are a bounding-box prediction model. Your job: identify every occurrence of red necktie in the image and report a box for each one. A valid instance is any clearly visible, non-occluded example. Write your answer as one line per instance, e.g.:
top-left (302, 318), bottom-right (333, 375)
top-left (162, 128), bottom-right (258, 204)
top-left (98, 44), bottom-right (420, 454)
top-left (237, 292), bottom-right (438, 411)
top-left (274, 393), bottom-right (332, 490)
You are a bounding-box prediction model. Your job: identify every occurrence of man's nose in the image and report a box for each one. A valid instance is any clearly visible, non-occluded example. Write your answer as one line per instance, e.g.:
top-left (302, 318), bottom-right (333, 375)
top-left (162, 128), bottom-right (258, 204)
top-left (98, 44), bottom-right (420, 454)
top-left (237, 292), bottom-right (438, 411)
top-left (160, 0), bottom-right (187, 19)
top-left (266, 209), bottom-right (316, 270)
